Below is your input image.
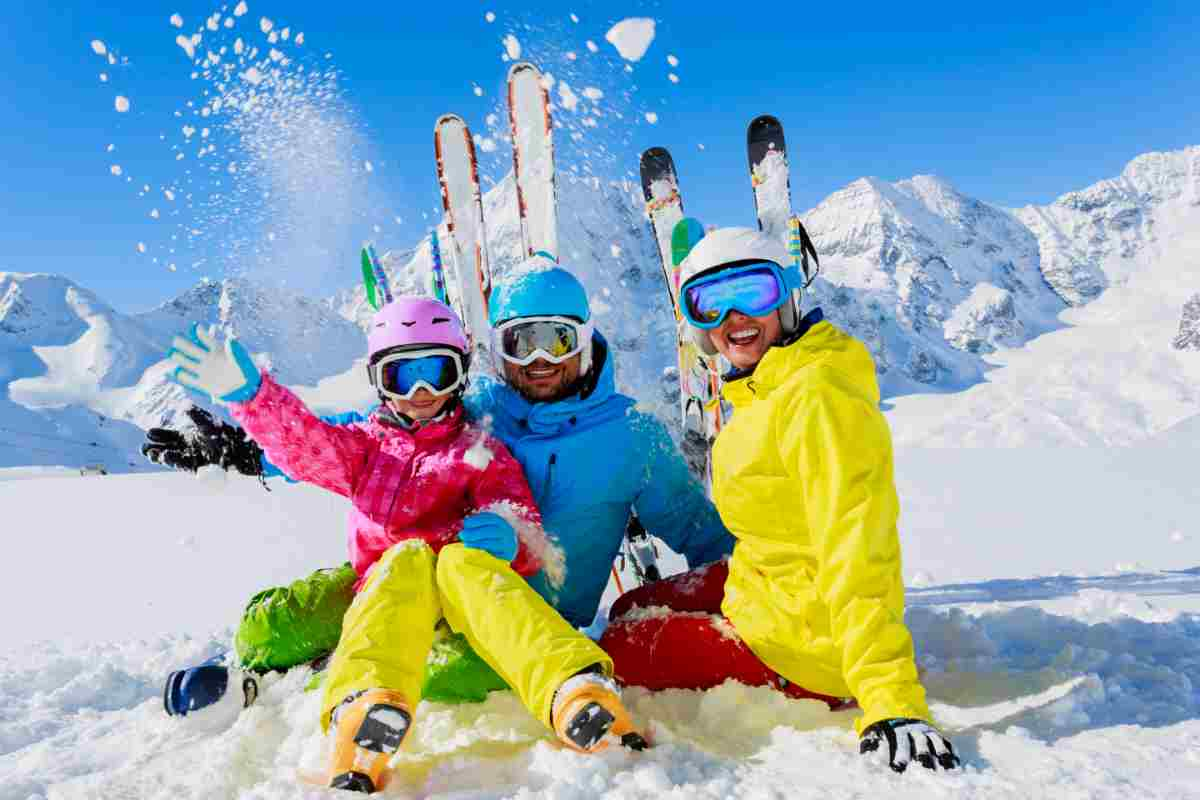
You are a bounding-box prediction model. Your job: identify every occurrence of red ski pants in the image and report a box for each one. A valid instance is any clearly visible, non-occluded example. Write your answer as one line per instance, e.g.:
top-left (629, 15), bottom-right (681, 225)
top-left (599, 561), bottom-right (849, 708)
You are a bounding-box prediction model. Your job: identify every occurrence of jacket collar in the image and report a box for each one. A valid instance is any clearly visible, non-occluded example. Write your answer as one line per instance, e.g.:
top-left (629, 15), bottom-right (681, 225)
top-left (722, 314), bottom-right (877, 410)
top-left (370, 401), bottom-right (465, 444)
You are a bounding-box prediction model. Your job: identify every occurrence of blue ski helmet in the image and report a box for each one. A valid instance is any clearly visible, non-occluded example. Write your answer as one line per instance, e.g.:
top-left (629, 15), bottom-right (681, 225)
top-left (489, 255), bottom-right (591, 325)
top-left (489, 254), bottom-right (594, 373)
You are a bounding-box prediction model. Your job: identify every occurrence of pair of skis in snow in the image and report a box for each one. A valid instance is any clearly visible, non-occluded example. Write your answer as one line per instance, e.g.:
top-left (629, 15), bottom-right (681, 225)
top-left (640, 115), bottom-right (819, 493)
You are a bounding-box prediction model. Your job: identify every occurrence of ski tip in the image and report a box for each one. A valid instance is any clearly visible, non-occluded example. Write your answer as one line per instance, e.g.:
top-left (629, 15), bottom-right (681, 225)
top-left (640, 146), bottom-right (674, 167)
top-left (747, 114), bottom-right (782, 130)
top-left (434, 112), bottom-right (467, 130)
top-left (507, 61), bottom-right (542, 80)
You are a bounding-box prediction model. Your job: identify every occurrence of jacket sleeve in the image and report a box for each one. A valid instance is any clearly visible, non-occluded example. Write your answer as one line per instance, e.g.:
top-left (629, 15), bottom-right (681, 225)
top-left (259, 408), bottom-right (369, 481)
top-left (779, 369), bottom-right (930, 731)
top-left (230, 375), bottom-right (375, 498)
top-left (464, 433), bottom-right (546, 578)
top-left (630, 413), bottom-right (735, 567)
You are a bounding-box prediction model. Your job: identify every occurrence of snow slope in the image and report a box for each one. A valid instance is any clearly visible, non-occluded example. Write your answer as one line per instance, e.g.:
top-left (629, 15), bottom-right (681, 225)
top-left (2, 437), bottom-right (1198, 798)
top-left (887, 147), bottom-right (1200, 446)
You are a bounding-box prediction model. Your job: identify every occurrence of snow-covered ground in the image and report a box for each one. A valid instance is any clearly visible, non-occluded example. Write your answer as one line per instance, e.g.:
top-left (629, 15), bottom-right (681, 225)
top-left (3, 426), bottom-right (1198, 798)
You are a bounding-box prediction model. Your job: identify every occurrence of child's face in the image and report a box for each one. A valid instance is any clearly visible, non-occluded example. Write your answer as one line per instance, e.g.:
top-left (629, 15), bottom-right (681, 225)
top-left (387, 388), bottom-right (450, 421)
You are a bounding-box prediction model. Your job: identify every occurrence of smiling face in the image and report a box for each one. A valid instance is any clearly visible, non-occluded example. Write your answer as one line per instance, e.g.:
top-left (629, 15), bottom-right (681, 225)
top-left (386, 387), bottom-right (450, 421)
top-left (502, 353), bottom-right (583, 402)
top-left (706, 309), bottom-right (783, 371)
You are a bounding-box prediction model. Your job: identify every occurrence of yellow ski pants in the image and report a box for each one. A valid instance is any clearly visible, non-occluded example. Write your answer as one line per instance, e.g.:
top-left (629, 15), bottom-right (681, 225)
top-left (320, 541), bottom-right (610, 731)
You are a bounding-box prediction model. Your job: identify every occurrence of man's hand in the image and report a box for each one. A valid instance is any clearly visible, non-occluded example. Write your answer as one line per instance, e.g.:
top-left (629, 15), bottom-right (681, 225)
top-left (859, 717), bottom-right (960, 773)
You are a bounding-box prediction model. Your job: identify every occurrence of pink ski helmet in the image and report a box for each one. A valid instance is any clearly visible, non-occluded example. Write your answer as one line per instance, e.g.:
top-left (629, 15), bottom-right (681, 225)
top-left (367, 296), bottom-right (470, 363)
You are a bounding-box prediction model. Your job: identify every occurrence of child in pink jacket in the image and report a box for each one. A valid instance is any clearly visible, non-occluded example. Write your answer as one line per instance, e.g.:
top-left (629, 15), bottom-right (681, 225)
top-left (167, 297), bottom-right (644, 794)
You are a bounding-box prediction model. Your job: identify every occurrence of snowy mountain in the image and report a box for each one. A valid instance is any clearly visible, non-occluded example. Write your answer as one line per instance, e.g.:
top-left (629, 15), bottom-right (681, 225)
top-left (3, 146), bottom-right (1197, 468)
top-left (0, 274), bottom-right (366, 471)
top-left (801, 174), bottom-right (1065, 395)
top-left (887, 146), bottom-right (1200, 446)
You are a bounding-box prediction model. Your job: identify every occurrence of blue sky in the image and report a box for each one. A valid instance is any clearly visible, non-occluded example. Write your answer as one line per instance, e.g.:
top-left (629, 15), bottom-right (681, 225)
top-left (2, 1), bottom-right (1197, 310)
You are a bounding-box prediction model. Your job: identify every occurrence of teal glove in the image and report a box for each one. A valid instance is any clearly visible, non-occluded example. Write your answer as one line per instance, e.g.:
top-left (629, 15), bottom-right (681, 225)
top-left (167, 324), bottom-right (262, 405)
top-left (458, 512), bottom-right (518, 562)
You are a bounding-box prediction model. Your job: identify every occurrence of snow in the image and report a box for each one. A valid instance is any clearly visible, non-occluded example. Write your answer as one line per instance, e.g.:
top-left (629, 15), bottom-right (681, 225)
top-left (503, 33), bottom-right (521, 60)
top-left (2, 440), bottom-right (1199, 796)
top-left (605, 18), bottom-right (655, 62)
top-left (175, 34), bottom-right (196, 58)
top-left (114, 95), bottom-right (130, 113)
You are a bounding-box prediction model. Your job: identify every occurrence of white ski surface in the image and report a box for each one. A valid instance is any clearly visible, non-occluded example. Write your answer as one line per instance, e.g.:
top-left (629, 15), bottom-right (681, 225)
top-left (507, 62), bottom-right (558, 259)
top-left (434, 114), bottom-right (492, 345)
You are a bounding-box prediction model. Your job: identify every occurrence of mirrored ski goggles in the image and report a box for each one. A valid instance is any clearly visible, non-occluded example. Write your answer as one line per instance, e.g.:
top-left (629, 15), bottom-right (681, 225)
top-left (494, 316), bottom-right (592, 366)
top-left (680, 261), bottom-right (795, 330)
top-left (369, 348), bottom-right (467, 401)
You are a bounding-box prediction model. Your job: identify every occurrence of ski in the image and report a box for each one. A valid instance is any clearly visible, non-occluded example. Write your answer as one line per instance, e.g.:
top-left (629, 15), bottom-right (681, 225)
top-left (428, 225), bottom-right (451, 308)
top-left (747, 114), bottom-right (791, 243)
top-left (360, 244), bottom-right (393, 311)
top-left (434, 113), bottom-right (493, 348)
top-left (507, 62), bottom-right (558, 259)
top-left (638, 147), bottom-right (723, 492)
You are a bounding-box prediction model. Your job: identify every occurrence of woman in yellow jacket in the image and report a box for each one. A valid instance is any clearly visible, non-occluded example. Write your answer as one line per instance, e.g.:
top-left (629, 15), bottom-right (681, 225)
top-left (674, 225), bottom-right (957, 773)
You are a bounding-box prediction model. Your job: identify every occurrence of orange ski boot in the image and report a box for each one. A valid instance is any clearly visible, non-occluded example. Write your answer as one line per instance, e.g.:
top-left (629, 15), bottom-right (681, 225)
top-left (327, 689), bottom-right (412, 793)
top-left (551, 670), bottom-right (648, 754)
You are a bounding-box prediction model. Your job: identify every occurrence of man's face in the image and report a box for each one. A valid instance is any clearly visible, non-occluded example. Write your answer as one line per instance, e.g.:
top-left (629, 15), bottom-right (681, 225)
top-left (503, 353), bottom-right (583, 402)
top-left (706, 309), bottom-right (782, 371)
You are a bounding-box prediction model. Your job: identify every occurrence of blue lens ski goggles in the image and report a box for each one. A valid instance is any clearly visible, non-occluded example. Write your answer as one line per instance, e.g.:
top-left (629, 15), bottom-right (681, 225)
top-left (680, 261), bottom-right (800, 330)
top-left (369, 348), bottom-right (466, 401)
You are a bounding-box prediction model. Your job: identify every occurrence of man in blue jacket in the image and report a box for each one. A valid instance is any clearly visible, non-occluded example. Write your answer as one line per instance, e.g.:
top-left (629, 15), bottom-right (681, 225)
top-left (153, 259), bottom-right (733, 716)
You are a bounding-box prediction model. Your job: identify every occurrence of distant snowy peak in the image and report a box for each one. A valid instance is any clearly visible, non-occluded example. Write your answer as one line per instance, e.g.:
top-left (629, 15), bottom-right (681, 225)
top-left (801, 173), bottom-right (1062, 392)
top-left (1, 272), bottom-right (108, 342)
top-left (1015, 145), bottom-right (1200, 305)
top-left (137, 277), bottom-right (365, 386)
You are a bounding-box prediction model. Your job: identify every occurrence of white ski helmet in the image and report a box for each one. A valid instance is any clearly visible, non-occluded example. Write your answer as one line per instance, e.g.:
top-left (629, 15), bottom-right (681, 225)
top-left (676, 226), bottom-right (802, 356)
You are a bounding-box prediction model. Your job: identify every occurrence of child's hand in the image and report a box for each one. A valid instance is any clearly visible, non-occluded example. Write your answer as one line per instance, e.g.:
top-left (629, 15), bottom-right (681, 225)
top-left (167, 324), bottom-right (262, 405)
top-left (458, 512), bottom-right (519, 562)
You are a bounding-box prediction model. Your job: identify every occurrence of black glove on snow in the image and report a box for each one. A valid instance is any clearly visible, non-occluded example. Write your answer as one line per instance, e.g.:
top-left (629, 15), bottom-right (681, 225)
top-left (859, 717), bottom-right (959, 773)
top-left (142, 406), bottom-right (264, 476)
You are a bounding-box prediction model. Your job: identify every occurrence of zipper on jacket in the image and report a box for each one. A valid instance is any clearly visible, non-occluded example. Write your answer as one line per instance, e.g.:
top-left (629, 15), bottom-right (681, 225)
top-left (541, 453), bottom-right (557, 506)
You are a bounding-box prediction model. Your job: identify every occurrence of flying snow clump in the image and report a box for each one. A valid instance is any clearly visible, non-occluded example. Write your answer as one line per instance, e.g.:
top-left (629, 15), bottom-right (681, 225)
top-left (503, 34), bottom-right (521, 60)
top-left (605, 18), bottom-right (655, 62)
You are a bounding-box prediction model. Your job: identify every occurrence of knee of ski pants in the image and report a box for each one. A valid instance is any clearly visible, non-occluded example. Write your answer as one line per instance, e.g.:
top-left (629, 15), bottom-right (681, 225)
top-left (235, 562), bottom-right (357, 673)
top-left (320, 542), bottom-right (442, 730)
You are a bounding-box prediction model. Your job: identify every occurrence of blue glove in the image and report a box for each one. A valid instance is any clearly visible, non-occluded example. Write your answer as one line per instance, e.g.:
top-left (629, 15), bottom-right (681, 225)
top-left (458, 511), bottom-right (518, 562)
top-left (166, 323), bottom-right (262, 405)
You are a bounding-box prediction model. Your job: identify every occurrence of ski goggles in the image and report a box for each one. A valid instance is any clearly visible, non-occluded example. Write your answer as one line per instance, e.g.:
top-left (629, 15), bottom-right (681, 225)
top-left (493, 316), bottom-right (592, 366)
top-left (680, 261), bottom-right (797, 330)
top-left (369, 348), bottom-right (467, 401)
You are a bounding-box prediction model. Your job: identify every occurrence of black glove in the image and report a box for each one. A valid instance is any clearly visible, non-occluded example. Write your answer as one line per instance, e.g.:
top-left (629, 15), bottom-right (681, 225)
top-left (142, 406), bottom-right (264, 477)
top-left (859, 718), bottom-right (959, 773)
